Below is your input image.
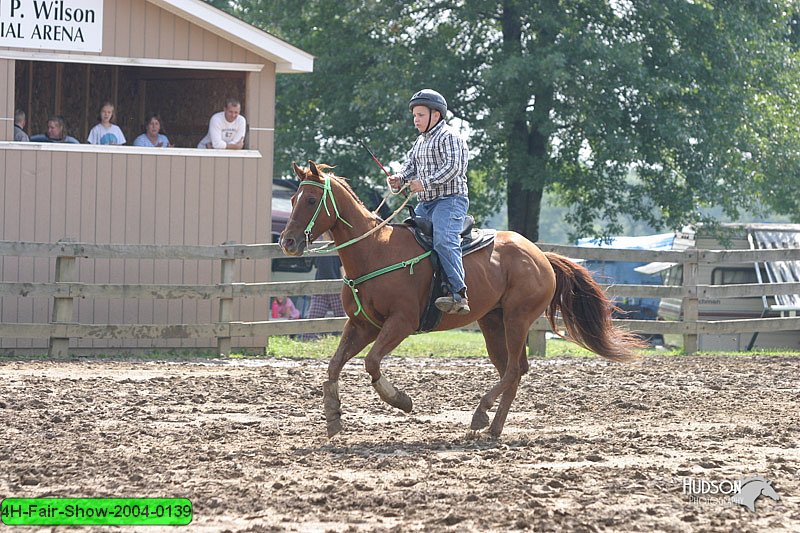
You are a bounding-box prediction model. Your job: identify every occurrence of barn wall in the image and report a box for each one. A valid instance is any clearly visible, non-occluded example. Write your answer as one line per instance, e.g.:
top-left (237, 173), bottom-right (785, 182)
top-left (0, 146), bottom-right (272, 352)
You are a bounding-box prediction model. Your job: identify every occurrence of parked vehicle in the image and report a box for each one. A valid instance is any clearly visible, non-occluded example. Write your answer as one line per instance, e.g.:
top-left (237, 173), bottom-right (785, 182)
top-left (650, 223), bottom-right (800, 351)
top-left (577, 233), bottom-right (675, 346)
top-left (271, 179), bottom-right (316, 277)
top-left (271, 179), bottom-right (316, 317)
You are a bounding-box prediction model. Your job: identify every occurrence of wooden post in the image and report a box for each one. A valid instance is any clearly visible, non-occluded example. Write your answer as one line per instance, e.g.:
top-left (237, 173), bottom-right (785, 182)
top-left (49, 238), bottom-right (77, 358)
top-left (217, 242), bottom-right (236, 356)
top-left (682, 251), bottom-right (699, 355)
top-left (527, 328), bottom-right (547, 357)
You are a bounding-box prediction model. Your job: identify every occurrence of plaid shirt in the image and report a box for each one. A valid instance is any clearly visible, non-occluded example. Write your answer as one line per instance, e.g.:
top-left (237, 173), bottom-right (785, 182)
top-left (398, 121), bottom-right (469, 202)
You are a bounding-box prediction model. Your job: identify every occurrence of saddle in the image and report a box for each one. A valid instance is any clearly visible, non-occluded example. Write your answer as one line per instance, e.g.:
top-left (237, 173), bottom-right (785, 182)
top-left (402, 206), bottom-right (496, 332)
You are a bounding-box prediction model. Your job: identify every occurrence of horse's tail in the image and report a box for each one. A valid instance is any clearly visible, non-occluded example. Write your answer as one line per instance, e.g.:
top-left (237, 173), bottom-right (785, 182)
top-left (544, 252), bottom-right (645, 362)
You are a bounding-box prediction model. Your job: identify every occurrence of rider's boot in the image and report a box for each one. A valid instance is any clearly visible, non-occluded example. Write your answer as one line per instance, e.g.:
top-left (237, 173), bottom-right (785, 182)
top-left (435, 288), bottom-right (470, 315)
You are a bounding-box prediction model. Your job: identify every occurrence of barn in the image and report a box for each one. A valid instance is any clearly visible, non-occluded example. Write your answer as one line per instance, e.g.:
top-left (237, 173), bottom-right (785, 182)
top-left (0, 0), bottom-right (313, 353)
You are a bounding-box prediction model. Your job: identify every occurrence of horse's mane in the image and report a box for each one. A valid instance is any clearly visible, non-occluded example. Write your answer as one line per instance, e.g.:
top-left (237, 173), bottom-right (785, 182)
top-left (740, 476), bottom-right (770, 488)
top-left (316, 165), bottom-right (365, 208)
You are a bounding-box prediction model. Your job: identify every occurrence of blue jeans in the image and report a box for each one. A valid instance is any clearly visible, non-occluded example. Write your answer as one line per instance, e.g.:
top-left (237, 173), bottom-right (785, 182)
top-left (413, 195), bottom-right (469, 294)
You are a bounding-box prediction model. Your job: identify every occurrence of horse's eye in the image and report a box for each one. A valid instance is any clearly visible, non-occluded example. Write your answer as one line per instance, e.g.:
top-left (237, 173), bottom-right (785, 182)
top-left (306, 196), bottom-right (317, 206)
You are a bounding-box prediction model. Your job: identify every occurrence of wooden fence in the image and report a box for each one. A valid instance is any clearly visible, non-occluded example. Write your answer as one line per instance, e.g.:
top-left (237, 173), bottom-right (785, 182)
top-left (1, 239), bottom-right (799, 357)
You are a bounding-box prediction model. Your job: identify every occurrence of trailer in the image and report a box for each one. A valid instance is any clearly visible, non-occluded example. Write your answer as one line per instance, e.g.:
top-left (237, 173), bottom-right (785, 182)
top-left (644, 224), bottom-right (800, 351)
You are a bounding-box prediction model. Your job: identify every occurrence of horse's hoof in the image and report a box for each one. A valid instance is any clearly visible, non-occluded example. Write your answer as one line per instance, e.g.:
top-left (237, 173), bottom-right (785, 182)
top-left (487, 428), bottom-right (503, 440)
top-left (470, 409), bottom-right (490, 430)
top-left (464, 429), bottom-right (479, 440)
top-left (327, 419), bottom-right (343, 438)
top-left (394, 391), bottom-right (413, 413)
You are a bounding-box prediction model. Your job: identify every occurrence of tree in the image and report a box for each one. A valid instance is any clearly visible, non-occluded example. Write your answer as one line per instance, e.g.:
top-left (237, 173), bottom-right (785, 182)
top-left (211, 0), bottom-right (800, 241)
top-left (459, 0), bottom-right (800, 240)
top-left (213, 2), bottom-right (409, 209)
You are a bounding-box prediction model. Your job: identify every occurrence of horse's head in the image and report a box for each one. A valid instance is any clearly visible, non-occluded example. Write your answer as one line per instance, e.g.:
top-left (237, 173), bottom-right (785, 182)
top-left (731, 476), bottom-right (781, 512)
top-left (279, 161), bottom-right (343, 256)
top-left (760, 480), bottom-right (781, 502)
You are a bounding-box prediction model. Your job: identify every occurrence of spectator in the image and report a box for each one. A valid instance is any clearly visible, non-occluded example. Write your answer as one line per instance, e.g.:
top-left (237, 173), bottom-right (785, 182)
top-left (197, 98), bottom-right (246, 150)
top-left (30, 115), bottom-right (79, 144)
top-left (87, 101), bottom-right (126, 145)
top-left (273, 296), bottom-right (301, 320)
top-left (133, 113), bottom-right (171, 147)
top-left (13, 109), bottom-right (29, 142)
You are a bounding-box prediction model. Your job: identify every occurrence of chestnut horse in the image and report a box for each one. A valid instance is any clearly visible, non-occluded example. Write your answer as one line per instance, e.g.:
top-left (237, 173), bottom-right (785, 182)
top-left (280, 161), bottom-right (642, 438)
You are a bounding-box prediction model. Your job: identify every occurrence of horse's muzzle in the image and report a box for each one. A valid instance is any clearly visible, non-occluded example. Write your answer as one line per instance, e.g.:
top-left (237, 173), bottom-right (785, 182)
top-left (279, 233), bottom-right (306, 256)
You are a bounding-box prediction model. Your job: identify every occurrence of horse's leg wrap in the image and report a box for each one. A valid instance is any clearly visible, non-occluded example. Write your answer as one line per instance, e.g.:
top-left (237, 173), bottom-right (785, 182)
top-left (372, 376), bottom-right (413, 413)
top-left (322, 380), bottom-right (343, 437)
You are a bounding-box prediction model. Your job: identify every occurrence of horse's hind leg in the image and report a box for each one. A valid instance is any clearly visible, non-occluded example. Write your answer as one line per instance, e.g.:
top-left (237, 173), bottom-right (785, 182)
top-left (479, 309), bottom-right (509, 377)
top-left (487, 316), bottom-right (535, 437)
top-left (488, 361), bottom-right (523, 437)
top-left (475, 312), bottom-right (532, 437)
top-left (473, 310), bottom-right (509, 429)
top-left (324, 319), bottom-right (378, 437)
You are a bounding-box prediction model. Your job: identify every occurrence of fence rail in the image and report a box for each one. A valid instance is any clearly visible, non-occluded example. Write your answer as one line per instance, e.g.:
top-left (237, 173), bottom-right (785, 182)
top-left (1, 239), bottom-right (799, 357)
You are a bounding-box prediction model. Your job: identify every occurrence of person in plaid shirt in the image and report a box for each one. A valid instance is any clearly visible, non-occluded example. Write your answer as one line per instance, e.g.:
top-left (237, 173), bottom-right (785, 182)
top-left (388, 89), bottom-right (471, 315)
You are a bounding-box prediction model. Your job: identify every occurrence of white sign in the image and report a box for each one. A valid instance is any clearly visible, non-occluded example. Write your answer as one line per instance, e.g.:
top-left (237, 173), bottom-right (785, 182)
top-left (0, 0), bottom-right (104, 52)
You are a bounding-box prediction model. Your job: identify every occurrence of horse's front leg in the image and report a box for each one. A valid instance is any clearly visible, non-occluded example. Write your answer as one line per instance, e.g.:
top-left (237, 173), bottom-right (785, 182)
top-left (324, 319), bottom-right (378, 437)
top-left (364, 316), bottom-right (417, 413)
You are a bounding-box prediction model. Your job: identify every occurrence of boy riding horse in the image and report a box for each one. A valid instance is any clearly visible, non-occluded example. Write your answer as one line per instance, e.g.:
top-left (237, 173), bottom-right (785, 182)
top-left (389, 89), bottom-right (471, 315)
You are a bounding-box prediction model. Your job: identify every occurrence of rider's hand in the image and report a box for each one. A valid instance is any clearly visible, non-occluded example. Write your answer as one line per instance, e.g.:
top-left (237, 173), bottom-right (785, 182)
top-left (387, 175), bottom-right (403, 192)
top-left (409, 179), bottom-right (424, 193)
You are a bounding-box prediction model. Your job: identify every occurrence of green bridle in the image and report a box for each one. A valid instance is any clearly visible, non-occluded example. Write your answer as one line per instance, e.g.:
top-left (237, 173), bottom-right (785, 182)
top-left (298, 175), bottom-right (401, 255)
top-left (298, 176), bottom-right (353, 249)
top-left (294, 174), bottom-right (430, 330)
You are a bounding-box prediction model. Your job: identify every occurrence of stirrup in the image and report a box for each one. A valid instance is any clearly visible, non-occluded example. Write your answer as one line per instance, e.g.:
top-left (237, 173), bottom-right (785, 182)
top-left (451, 299), bottom-right (470, 315)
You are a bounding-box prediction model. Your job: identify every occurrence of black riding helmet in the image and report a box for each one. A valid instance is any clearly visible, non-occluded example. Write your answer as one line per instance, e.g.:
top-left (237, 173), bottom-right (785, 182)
top-left (409, 89), bottom-right (447, 133)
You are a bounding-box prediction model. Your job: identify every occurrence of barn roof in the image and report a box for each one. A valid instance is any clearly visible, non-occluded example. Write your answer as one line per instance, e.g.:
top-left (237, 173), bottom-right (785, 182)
top-left (149, 0), bottom-right (314, 73)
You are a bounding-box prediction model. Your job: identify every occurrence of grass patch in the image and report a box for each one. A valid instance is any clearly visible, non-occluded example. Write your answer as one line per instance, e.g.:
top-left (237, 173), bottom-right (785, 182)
top-left (266, 330), bottom-right (489, 359)
top-left (264, 330), bottom-right (688, 360)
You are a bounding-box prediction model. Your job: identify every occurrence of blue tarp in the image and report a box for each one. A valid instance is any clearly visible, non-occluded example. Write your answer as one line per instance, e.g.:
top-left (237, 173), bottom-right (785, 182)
top-left (576, 233), bottom-right (674, 319)
top-left (576, 233), bottom-right (675, 252)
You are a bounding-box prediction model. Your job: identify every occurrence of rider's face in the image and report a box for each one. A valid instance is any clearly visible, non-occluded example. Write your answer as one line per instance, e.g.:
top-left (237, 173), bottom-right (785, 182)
top-left (412, 106), bottom-right (440, 133)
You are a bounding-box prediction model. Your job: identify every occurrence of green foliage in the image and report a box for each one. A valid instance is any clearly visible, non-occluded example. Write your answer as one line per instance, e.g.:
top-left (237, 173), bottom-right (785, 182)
top-left (218, 1), bottom-right (418, 210)
top-left (201, 0), bottom-right (231, 9)
top-left (209, 0), bottom-right (800, 240)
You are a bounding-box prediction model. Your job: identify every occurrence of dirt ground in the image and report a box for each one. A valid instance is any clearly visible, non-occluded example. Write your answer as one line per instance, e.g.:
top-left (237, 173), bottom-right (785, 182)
top-left (1, 354), bottom-right (798, 532)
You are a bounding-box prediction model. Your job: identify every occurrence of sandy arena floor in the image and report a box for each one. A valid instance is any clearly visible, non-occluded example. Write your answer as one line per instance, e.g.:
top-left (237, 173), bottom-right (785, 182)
top-left (1, 354), bottom-right (798, 532)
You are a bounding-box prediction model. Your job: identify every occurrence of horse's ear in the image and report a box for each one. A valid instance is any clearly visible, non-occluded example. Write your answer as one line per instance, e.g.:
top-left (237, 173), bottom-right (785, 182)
top-left (308, 160), bottom-right (320, 178)
top-left (292, 162), bottom-right (305, 180)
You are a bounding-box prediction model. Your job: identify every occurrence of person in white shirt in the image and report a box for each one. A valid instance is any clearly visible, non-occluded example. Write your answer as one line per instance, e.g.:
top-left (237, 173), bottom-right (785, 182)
top-left (197, 98), bottom-right (246, 150)
top-left (87, 102), bottom-right (126, 145)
